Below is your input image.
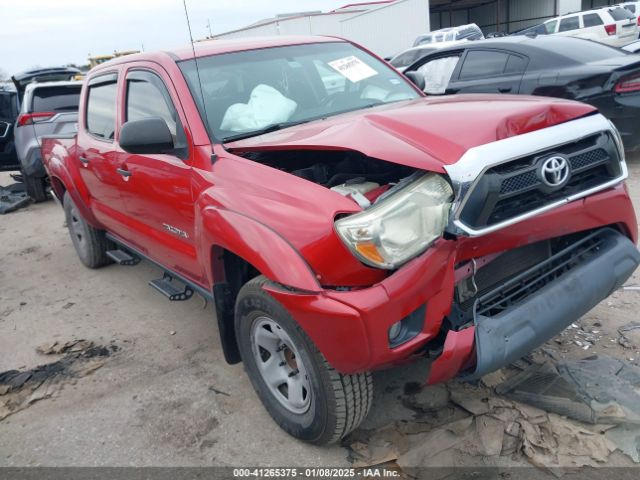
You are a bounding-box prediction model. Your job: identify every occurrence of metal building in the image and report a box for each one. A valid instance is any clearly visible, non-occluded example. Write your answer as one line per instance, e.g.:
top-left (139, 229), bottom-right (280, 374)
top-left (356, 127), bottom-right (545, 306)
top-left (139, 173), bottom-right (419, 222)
top-left (211, 0), bottom-right (630, 58)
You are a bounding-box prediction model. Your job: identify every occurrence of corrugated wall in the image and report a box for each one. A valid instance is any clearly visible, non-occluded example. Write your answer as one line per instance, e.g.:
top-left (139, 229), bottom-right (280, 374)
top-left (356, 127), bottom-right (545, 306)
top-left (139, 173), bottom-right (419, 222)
top-left (432, 0), bottom-right (588, 35)
top-left (340, 0), bottom-right (430, 57)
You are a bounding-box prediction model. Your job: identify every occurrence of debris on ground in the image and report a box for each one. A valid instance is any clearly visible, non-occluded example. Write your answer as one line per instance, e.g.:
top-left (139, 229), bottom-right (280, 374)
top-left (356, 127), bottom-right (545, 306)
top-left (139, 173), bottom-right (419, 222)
top-left (0, 182), bottom-right (30, 214)
top-left (0, 338), bottom-right (118, 421)
top-left (347, 354), bottom-right (640, 474)
top-left (496, 355), bottom-right (640, 426)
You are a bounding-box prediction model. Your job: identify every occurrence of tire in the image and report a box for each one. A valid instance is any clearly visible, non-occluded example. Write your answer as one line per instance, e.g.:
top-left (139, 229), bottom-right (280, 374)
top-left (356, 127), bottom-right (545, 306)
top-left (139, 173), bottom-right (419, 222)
top-left (23, 173), bottom-right (47, 203)
top-left (63, 192), bottom-right (111, 268)
top-left (235, 275), bottom-right (373, 445)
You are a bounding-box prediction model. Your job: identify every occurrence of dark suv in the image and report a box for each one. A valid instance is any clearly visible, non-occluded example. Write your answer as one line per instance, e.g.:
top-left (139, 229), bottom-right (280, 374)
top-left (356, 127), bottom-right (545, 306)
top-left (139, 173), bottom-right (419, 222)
top-left (0, 83), bottom-right (19, 171)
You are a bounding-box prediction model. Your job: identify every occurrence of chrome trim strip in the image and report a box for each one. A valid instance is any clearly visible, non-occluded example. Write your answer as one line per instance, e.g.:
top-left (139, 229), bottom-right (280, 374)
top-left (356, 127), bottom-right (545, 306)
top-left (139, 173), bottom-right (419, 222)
top-left (444, 114), bottom-right (627, 237)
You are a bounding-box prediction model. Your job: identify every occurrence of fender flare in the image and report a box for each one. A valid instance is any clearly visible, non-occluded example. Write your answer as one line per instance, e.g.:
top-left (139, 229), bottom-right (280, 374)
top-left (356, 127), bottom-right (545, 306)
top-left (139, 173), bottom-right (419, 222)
top-left (198, 206), bottom-right (320, 292)
top-left (46, 155), bottom-right (100, 227)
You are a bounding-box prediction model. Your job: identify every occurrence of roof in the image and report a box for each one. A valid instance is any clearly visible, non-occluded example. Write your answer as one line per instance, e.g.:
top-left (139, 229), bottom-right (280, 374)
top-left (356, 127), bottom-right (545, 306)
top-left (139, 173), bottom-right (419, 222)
top-left (93, 35), bottom-right (345, 72)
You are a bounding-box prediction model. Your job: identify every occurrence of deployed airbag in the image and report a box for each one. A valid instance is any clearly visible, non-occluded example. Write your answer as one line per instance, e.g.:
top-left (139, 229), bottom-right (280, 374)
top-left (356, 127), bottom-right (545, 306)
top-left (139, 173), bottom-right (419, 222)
top-left (221, 84), bottom-right (297, 132)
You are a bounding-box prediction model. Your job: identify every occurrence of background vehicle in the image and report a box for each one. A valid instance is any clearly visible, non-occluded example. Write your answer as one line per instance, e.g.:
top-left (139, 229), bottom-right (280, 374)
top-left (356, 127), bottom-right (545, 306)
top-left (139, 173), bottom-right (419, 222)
top-left (41, 36), bottom-right (638, 445)
top-left (0, 83), bottom-right (19, 171)
top-left (413, 23), bottom-right (484, 47)
top-left (404, 35), bottom-right (640, 150)
top-left (15, 81), bottom-right (81, 201)
top-left (543, 6), bottom-right (638, 47)
top-left (623, 38), bottom-right (640, 51)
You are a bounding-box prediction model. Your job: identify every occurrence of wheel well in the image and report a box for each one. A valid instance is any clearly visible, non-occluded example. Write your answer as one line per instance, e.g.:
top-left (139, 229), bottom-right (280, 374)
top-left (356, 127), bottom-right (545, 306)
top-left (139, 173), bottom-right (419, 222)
top-left (211, 246), bottom-right (261, 364)
top-left (50, 176), bottom-right (67, 203)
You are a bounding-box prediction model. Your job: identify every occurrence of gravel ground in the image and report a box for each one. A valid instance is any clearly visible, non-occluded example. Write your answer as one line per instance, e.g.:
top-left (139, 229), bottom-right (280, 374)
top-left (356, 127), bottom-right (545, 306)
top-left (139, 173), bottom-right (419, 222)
top-left (1, 153), bottom-right (639, 467)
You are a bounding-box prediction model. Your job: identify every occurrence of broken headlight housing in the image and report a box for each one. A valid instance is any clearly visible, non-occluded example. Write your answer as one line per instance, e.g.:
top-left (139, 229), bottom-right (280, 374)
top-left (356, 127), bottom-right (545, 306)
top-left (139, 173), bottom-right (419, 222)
top-left (335, 173), bottom-right (453, 269)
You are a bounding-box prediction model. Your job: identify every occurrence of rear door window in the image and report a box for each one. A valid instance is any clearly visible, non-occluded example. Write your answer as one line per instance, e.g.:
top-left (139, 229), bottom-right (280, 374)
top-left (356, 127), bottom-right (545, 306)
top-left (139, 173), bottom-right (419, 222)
top-left (559, 16), bottom-right (580, 32)
top-left (504, 55), bottom-right (527, 74)
top-left (609, 7), bottom-right (635, 21)
top-left (583, 13), bottom-right (604, 27)
top-left (459, 50), bottom-right (510, 79)
top-left (86, 78), bottom-right (117, 140)
top-left (32, 86), bottom-right (81, 113)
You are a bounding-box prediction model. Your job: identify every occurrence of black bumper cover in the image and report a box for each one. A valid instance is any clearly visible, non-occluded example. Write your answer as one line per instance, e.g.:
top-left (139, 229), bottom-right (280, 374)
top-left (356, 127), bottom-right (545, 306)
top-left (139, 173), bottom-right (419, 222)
top-left (465, 229), bottom-right (640, 380)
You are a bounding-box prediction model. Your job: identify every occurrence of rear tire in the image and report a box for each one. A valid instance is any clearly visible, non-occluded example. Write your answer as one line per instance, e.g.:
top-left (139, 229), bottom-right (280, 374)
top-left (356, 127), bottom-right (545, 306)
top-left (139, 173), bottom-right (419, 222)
top-left (63, 192), bottom-right (111, 268)
top-left (23, 173), bottom-right (47, 203)
top-left (235, 275), bottom-right (373, 445)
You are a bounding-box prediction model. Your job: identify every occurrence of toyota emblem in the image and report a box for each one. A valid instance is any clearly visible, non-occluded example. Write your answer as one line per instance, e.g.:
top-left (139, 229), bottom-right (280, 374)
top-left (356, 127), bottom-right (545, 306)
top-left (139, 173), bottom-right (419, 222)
top-left (540, 156), bottom-right (570, 188)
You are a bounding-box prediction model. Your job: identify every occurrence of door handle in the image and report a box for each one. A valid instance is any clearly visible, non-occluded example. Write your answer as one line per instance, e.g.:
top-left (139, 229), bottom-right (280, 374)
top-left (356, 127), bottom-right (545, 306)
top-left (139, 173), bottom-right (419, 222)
top-left (498, 87), bottom-right (512, 93)
top-left (116, 167), bottom-right (132, 177)
top-left (79, 156), bottom-right (89, 165)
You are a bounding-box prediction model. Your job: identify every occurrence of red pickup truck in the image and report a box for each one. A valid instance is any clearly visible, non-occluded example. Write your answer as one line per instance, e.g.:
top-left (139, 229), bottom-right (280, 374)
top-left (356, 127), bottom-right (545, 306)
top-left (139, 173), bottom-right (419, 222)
top-left (41, 36), bottom-right (639, 444)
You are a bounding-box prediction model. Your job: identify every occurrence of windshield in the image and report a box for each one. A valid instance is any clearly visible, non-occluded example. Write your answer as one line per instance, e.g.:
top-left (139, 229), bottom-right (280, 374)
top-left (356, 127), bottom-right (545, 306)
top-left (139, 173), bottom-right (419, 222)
top-left (391, 48), bottom-right (433, 68)
top-left (179, 42), bottom-right (419, 142)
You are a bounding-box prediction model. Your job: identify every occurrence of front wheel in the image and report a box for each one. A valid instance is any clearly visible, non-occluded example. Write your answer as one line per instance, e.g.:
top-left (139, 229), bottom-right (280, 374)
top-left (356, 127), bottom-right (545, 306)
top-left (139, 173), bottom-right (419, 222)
top-left (235, 276), bottom-right (373, 445)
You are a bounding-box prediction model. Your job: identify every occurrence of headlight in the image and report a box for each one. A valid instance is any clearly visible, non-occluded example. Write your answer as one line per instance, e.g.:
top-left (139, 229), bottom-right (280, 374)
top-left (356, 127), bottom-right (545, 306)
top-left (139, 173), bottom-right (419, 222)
top-left (335, 173), bottom-right (453, 269)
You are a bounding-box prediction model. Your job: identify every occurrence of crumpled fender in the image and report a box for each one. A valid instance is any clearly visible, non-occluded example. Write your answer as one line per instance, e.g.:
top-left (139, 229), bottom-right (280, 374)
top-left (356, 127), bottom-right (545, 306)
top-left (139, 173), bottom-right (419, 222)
top-left (198, 206), bottom-right (321, 292)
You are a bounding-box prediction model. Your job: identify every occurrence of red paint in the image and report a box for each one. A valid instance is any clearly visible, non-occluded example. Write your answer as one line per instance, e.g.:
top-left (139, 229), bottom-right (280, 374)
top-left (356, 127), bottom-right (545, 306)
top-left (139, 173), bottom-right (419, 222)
top-left (426, 328), bottom-right (476, 385)
top-left (40, 36), bottom-right (636, 383)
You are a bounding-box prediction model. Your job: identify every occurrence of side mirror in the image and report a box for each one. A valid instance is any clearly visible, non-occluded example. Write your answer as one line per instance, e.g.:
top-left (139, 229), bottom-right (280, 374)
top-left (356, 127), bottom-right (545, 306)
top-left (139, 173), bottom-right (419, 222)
top-left (119, 117), bottom-right (174, 155)
top-left (404, 71), bottom-right (425, 91)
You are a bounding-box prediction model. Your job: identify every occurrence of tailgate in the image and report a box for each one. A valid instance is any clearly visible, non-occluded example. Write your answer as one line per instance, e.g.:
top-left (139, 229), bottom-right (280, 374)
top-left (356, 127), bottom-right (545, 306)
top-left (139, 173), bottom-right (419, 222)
top-left (33, 112), bottom-right (78, 147)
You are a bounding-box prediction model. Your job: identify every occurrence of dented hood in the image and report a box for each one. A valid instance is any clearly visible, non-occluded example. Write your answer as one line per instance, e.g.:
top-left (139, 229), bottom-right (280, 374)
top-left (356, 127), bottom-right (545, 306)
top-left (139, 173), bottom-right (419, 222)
top-left (226, 94), bottom-right (596, 172)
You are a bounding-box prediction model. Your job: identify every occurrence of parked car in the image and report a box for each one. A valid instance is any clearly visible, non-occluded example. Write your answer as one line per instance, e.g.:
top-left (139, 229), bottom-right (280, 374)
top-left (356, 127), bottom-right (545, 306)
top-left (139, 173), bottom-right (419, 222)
top-left (14, 81), bottom-right (81, 201)
top-left (0, 83), bottom-right (19, 171)
top-left (623, 38), bottom-right (640, 51)
top-left (404, 35), bottom-right (640, 150)
top-left (413, 23), bottom-right (484, 47)
top-left (542, 6), bottom-right (638, 47)
top-left (41, 36), bottom-right (639, 444)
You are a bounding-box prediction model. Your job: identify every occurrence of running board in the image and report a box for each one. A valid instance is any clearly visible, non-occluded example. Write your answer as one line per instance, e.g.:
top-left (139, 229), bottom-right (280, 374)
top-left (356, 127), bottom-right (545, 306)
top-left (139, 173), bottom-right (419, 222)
top-left (149, 273), bottom-right (194, 301)
top-left (106, 249), bottom-right (141, 266)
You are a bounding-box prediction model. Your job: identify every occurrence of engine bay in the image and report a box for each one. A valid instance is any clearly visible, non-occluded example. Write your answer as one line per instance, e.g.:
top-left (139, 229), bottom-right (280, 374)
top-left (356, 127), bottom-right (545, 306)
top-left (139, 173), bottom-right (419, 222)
top-left (235, 149), bottom-right (418, 207)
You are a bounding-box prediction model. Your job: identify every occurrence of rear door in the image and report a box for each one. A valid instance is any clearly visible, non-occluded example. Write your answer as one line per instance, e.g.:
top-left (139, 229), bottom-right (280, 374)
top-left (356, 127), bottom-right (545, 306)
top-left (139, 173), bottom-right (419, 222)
top-left (447, 49), bottom-right (527, 94)
top-left (115, 65), bottom-right (203, 283)
top-left (76, 72), bottom-right (130, 234)
top-left (0, 90), bottom-right (19, 171)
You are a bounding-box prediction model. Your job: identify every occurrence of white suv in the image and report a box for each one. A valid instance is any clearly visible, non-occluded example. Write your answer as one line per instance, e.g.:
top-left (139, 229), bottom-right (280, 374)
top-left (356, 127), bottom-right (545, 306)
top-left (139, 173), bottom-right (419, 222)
top-left (543, 6), bottom-right (638, 47)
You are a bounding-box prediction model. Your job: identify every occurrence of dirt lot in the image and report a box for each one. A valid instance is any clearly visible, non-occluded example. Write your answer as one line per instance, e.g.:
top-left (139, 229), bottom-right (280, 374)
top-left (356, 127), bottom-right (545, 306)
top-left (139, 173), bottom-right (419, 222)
top-left (1, 154), bottom-right (640, 469)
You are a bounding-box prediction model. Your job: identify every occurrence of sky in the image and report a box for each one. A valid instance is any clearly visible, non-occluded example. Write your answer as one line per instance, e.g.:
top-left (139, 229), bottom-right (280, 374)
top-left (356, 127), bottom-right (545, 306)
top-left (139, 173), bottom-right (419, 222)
top-left (0, 0), bottom-right (348, 77)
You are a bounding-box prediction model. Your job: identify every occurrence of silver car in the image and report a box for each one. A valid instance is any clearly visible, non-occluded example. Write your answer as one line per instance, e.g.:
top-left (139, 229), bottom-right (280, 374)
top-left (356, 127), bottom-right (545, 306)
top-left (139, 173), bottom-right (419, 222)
top-left (14, 81), bottom-right (81, 201)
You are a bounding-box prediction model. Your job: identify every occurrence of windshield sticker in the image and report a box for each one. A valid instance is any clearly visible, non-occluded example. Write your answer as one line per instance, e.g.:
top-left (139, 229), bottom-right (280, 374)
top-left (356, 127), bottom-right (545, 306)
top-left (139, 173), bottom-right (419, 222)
top-left (328, 56), bottom-right (378, 83)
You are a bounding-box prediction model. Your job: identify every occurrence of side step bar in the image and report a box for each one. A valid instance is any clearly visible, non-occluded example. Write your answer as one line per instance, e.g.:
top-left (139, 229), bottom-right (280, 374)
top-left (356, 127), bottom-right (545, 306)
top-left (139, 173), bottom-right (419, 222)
top-left (105, 233), bottom-right (213, 302)
top-left (149, 273), bottom-right (194, 301)
top-left (106, 249), bottom-right (141, 266)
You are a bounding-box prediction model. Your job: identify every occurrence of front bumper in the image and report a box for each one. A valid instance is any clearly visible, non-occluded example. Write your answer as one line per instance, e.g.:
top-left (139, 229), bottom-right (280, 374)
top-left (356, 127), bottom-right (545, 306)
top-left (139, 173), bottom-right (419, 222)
top-left (462, 228), bottom-right (639, 381)
top-left (265, 185), bottom-right (638, 376)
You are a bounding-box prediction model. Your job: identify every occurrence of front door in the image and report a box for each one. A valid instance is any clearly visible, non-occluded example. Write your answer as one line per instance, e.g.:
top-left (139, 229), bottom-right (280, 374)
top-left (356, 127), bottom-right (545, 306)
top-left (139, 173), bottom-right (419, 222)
top-left (115, 66), bottom-right (204, 284)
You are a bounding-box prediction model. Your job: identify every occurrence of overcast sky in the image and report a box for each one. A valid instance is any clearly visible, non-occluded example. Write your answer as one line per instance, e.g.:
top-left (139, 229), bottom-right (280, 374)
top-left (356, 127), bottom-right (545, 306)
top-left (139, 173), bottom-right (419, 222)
top-left (0, 0), bottom-right (347, 76)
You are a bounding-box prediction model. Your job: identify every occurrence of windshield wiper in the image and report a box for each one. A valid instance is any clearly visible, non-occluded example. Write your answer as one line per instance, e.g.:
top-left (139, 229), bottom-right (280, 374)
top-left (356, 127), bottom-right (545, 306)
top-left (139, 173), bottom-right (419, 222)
top-left (222, 120), bottom-right (307, 143)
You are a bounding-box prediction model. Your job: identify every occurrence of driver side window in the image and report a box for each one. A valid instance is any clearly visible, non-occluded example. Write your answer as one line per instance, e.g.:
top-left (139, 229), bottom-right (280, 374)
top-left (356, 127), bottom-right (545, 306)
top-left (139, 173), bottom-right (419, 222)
top-left (125, 70), bottom-right (185, 151)
top-left (416, 55), bottom-right (461, 95)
